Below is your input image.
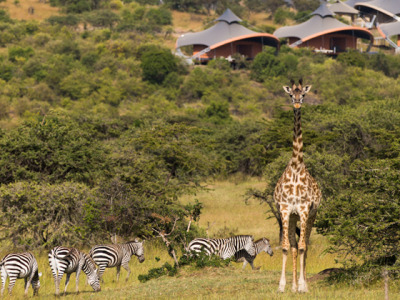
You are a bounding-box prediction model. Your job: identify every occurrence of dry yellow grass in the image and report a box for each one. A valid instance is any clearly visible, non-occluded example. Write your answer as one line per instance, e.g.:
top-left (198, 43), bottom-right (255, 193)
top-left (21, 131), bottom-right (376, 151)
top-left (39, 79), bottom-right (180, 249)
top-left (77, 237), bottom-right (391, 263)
top-left (180, 177), bottom-right (341, 275)
top-left (1, 177), bottom-right (399, 299)
top-left (1, 0), bottom-right (59, 21)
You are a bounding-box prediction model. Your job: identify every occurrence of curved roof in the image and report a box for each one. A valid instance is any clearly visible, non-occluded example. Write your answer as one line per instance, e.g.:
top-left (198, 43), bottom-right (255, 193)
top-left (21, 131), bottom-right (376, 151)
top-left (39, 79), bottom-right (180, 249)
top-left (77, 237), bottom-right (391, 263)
top-left (355, 0), bottom-right (400, 20)
top-left (176, 9), bottom-right (279, 50)
top-left (274, 4), bottom-right (373, 45)
top-left (377, 21), bottom-right (400, 38)
top-left (328, 1), bottom-right (359, 15)
top-left (215, 8), bottom-right (242, 24)
top-left (345, 0), bottom-right (371, 8)
top-left (312, 3), bottom-right (336, 17)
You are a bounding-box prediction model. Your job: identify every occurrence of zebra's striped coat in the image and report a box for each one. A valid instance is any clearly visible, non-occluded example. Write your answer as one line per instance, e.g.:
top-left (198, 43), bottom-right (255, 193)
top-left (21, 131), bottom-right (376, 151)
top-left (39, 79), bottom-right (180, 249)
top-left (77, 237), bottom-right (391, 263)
top-left (234, 237), bottom-right (274, 270)
top-left (89, 240), bottom-right (145, 282)
top-left (187, 235), bottom-right (256, 260)
top-left (0, 252), bottom-right (41, 296)
top-left (48, 246), bottom-right (100, 295)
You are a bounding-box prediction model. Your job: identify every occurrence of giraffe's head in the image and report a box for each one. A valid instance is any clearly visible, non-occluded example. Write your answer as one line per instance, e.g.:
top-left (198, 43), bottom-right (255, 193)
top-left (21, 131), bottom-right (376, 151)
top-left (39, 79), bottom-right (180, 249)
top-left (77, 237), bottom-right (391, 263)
top-left (283, 79), bottom-right (312, 109)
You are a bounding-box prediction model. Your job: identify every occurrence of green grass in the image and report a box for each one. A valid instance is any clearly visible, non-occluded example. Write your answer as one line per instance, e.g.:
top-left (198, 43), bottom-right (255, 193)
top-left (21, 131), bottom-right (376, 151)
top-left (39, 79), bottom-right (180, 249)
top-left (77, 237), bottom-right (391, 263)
top-left (1, 177), bottom-right (399, 299)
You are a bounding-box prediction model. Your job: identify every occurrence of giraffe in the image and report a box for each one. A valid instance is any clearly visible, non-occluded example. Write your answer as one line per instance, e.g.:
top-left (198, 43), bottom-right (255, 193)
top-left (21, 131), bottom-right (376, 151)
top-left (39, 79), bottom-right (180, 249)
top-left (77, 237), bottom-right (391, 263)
top-left (274, 79), bottom-right (322, 293)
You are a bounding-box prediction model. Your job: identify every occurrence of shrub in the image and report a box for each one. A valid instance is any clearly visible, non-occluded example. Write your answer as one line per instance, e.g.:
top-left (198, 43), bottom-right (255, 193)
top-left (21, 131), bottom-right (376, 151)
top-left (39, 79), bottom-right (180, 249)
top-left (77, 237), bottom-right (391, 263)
top-left (8, 46), bottom-right (34, 62)
top-left (140, 47), bottom-right (178, 84)
top-left (0, 181), bottom-right (103, 248)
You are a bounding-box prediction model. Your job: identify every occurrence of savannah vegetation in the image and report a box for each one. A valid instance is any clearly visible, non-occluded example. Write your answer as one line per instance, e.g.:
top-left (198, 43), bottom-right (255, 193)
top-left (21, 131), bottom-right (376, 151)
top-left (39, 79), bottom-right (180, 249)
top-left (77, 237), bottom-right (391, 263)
top-left (0, 0), bottom-right (399, 298)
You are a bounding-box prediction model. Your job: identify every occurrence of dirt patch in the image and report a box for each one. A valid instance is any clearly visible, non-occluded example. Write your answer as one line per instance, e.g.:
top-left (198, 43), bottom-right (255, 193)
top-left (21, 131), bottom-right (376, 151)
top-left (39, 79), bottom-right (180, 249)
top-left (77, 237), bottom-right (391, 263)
top-left (309, 267), bottom-right (344, 282)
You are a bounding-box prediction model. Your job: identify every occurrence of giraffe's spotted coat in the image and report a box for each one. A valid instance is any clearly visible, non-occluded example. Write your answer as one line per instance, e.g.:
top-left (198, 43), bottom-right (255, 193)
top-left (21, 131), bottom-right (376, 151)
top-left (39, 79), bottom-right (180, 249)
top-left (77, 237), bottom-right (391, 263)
top-left (275, 80), bottom-right (322, 293)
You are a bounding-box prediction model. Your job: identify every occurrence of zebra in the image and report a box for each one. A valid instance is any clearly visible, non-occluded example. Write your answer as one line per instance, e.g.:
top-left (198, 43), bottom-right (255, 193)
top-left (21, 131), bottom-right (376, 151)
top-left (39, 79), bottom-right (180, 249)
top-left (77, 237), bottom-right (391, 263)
top-left (48, 246), bottom-right (101, 295)
top-left (187, 235), bottom-right (256, 260)
top-left (0, 252), bottom-right (41, 296)
top-left (233, 237), bottom-right (274, 270)
top-left (89, 239), bottom-right (145, 282)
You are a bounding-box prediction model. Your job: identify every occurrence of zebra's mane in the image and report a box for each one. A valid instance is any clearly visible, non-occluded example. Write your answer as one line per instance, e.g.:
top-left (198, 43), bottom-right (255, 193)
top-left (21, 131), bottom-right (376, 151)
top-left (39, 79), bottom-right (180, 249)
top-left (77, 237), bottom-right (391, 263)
top-left (125, 240), bottom-right (142, 244)
top-left (254, 238), bottom-right (269, 244)
top-left (226, 235), bottom-right (253, 239)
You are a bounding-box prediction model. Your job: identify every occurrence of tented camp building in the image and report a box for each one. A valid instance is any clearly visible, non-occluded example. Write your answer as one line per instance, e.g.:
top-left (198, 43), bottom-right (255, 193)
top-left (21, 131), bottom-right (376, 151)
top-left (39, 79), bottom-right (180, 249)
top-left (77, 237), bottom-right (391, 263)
top-left (377, 21), bottom-right (400, 53)
top-left (175, 9), bottom-right (279, 63)
top-left (328, 0), bottom-right (359, 22)
top-left (355, 0), bottom-right (400, 24)
top-left (273, 3), bottom-right (374, 54)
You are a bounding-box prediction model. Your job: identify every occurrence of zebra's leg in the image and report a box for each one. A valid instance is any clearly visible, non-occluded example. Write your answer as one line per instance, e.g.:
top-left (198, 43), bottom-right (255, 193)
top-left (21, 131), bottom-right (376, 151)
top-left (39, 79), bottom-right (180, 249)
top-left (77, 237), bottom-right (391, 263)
top-left (24, 271), bottom-right (35, 296)
top-left (116, 265), bottom-right (121, 282)
top-left (64, 273), bottom-right (71, 295)
top-left (75, 266), bottom-right (82, 293)
top-left (0, 268), bottom-right (7, 296)
top-left (56, 271), bottom-right (65, 296)
top-left (121, 263), bottom-right (131, 281)
top-left (242, 259), bottom-right (247, 270)
top-left (97, 264), bottom-right (107, 283)
top-left (7, 275), bottom-right (17, 295)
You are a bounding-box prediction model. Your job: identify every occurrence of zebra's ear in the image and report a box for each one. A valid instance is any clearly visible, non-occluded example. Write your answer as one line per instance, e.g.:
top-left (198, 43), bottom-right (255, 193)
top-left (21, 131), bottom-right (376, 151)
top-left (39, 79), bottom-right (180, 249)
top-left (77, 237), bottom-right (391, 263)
top-left (134, 238), bottom-right (139, 242)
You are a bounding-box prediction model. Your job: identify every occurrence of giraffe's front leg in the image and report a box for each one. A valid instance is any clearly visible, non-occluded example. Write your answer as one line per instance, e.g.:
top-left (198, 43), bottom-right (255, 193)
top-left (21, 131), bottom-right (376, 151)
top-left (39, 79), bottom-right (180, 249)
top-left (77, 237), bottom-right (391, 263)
top-left (298, 213), bottom-right (309, 293)
top-left (278, 213), bottom-right (290, 292)
top-left (289, 215), bottom-right (298, 292)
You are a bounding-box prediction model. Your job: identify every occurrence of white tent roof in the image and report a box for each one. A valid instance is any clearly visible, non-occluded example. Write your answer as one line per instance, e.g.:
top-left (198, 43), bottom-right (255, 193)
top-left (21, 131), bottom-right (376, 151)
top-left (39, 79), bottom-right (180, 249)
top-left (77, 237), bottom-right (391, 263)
top-left (355, 0), bottom-right (400, 20)
top-left (345, 0), bottom-right (371, 8)
top-left (328, 1), bottom-right (359, 15)
top-left (176, 9), bottom-right (279, 50)
top-left (378, 21), bottom-right (400, 38)
top-left (274, 3), bottom-right (373, 45)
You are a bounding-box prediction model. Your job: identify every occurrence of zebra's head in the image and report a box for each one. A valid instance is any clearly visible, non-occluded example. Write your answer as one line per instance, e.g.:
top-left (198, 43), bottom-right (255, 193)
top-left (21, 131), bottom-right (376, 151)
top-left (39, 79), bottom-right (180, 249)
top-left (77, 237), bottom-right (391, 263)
top-left (32, 271), bottom-right (42, 296)
top-left (262, 238), bottom-right (273, 256)
top-left (88, 269), bottom-right (101, 292)
top-left (129, 239), bottom-right (145, 263)
top-left (85, 255), bottom-right (101, 292)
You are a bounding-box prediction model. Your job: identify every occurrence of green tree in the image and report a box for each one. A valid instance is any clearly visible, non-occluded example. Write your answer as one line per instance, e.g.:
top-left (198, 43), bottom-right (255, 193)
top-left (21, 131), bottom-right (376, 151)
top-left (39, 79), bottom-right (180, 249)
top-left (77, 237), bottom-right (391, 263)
top-left (140, 47), bottom-right (179, 84)
top-left (0, 114), bottom-right (108, 185)
top-left (0, 181), bottom-right (103, 248)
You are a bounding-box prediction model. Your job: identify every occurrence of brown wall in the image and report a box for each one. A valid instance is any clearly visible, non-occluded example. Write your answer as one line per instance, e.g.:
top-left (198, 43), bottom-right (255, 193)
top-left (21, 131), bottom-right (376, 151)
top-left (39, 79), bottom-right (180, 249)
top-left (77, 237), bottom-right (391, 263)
top-left (289, 33), bottom-right (359, 52)
top-left (193, 40), bottom-right (264, 60)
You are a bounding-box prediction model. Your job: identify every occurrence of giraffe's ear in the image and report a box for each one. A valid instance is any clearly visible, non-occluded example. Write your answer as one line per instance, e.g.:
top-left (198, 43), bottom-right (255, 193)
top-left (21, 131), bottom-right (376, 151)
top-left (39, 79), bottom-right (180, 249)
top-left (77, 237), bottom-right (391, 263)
top-left (283, 86), bottom-right (291, 94)
top-left (303, 85), bottom-right (312, 93)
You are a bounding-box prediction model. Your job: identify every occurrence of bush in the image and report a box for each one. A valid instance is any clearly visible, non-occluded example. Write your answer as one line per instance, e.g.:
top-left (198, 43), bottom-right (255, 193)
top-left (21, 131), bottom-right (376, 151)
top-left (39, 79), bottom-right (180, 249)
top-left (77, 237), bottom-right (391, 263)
top-left (140, 47), bottom-right (178, 84)
top-left (8, 46), bottom-right (34, 62)
top-left (0, 181), bottom-right (103, 248)
top-left (0, 114), bottom-right (108, 185)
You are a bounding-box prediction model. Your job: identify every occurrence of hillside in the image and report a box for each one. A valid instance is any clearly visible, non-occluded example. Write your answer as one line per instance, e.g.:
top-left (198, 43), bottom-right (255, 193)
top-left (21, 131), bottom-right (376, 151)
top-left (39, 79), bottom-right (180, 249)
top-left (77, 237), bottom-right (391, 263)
top-left (0, 1), bottom-right (399, 298)
top-left (1, 0), bottom-right (59, 21)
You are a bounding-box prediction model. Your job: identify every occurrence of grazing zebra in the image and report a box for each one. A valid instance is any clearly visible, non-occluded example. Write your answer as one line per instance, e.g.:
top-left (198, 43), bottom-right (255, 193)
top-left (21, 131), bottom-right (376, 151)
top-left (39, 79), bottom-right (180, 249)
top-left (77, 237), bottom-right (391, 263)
top-left (234, 237), bottom-right (274, 270)
top-left (89, 240), bottom-right (145, 282)
top-left (48, 246), bottom-right (100, 295)
top-left (0, 252), bottom-right (41, 296)
top-left (187, 235), bottom-right (256, 260)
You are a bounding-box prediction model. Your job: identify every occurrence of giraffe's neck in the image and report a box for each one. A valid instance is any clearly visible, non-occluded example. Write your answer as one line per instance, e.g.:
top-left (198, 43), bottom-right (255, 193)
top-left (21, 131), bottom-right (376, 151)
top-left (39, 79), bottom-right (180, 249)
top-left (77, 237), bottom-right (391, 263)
top-left (291, 108), bottom-right (303, 167)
